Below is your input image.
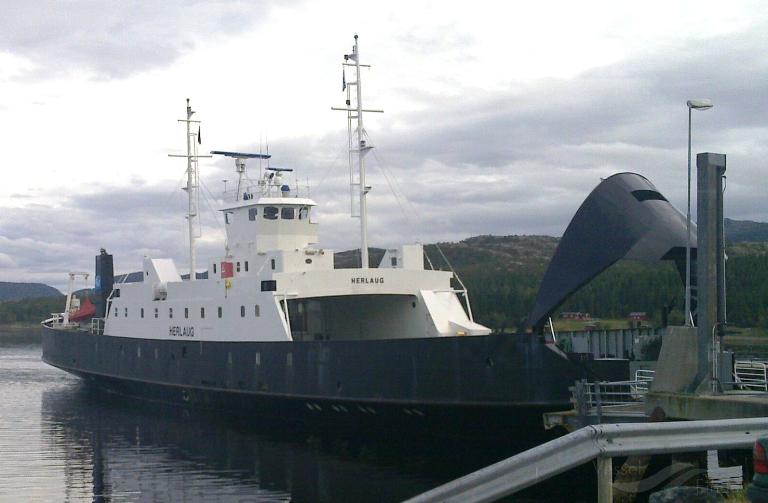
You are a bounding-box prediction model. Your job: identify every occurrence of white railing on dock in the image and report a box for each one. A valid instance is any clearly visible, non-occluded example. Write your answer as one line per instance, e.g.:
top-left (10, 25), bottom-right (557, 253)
top-left (403, 417), bottom-right (768, 503)
top-left (578, 380), bottom-right (649, 410)
top-left (734, 360), bottom-right (768, 392)
top-left (634, 369), bottom-right (656, 392)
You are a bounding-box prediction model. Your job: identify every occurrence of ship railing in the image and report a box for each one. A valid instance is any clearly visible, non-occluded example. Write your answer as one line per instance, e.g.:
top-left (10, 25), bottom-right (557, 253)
top-left (733, 359), bottom-right (768, 392)
top-left (90, 318), bottom-right (105, 335)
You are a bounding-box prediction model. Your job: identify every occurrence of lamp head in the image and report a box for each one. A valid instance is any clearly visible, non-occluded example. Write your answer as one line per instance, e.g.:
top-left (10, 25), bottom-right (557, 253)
top-left (687, 99), bottom-right (713, 110)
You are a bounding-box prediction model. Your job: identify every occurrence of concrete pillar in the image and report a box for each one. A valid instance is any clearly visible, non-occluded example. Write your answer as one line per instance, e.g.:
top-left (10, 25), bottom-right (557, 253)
top-left (695, 152), bottom-right (726, 391)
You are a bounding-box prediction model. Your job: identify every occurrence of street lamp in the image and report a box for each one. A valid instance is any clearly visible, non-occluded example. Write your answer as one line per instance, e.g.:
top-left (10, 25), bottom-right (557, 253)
top-left (685, 99), bottom-right (714, 326)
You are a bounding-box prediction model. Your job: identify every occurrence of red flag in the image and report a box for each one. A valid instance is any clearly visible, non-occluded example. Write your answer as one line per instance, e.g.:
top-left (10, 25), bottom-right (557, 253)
top-left (220, 262), bottom-right (233, 279)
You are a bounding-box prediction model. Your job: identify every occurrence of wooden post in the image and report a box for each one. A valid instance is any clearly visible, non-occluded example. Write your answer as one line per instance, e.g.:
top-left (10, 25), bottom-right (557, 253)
top-left (598, 456), bottom-right (613, 503)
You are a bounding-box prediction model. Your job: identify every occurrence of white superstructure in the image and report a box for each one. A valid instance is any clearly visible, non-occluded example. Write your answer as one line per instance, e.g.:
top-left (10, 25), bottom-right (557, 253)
top-left (102, 35), bottom-right (490, 343)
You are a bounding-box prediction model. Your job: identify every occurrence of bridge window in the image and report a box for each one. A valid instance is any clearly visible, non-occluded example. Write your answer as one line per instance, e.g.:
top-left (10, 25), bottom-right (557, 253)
top-left (244, 261), bottom-right (249, 272)
top-left (237, 262), bottom-right (241, 273)
top-left (213, 263), bottom-right (217, 274)
top-left (218, 306), bottom-right (223, 318)
top-left (270, 258), bottom-right (276, 270)
top-left (115, 307), bottom-right (118, 317)
top-left (141, 308), bottom-right (144, 318)
top-left (264, 206), bottom-right (278, 220)
top-left (240, 305), bottom-right (245, 317)
top-left (184, 307), bottom-right (189, 319)
top-left (200, 307), bottom-right (205, 319)
top-left (299, 207), bottom-right (309, 220)
top-left (154, 308), bottom-right (158, 318)
top-left (169, 308), bottom-right (173, 319)
top-left (281, 207), bottom-right (295, 219)
top-left (631, 190), bottom-right (667, 202)
top-left (255, 305), bottom-right (260, 317)
top-left (248, 207), bottom-right (258, 221)
top-left (124, 307), bottom-right (128, 317)
top-left (261, 280), bottom-right (276, 292)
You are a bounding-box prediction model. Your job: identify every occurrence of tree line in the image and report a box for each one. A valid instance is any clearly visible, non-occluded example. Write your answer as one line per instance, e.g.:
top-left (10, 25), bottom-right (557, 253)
top-left (458, 255), bottom-right (768, 332)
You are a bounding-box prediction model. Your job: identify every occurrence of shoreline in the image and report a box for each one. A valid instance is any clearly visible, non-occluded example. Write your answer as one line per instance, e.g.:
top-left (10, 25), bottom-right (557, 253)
top-left (0, 322), bottom-right (41, 330)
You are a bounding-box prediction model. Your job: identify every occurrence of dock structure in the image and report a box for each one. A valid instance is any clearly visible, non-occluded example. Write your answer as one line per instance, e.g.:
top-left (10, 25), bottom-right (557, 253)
top-left (644, 153), bottom-right (768, 421)
top-left (550, 152), bottom-right (768, 428)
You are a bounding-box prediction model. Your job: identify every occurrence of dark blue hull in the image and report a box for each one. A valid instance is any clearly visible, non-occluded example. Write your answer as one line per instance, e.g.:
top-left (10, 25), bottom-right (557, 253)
top-left (42, 329), bottom-right (614, 440)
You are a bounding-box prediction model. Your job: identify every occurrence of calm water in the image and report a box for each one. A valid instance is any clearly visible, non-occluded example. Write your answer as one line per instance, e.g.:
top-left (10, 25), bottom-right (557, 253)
top-left (2, 328), bottom-right (574, 503)
top-left (0, 328), bottom-right (745, 502)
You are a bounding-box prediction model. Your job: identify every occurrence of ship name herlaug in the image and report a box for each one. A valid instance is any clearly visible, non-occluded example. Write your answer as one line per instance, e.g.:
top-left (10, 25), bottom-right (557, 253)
top-left (350, 277), bottom-right (385, 285)
top-left (169, 326), bottom-right (195, 337)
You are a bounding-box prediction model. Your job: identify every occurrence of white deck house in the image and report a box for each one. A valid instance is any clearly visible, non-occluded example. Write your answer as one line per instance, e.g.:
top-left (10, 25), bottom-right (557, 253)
top-left (104, 167), bottom-right (489, 343)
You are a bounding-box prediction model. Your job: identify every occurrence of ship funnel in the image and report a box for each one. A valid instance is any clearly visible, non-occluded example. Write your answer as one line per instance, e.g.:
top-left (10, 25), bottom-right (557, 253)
top-left (94, 249), bottom-right (114, 319)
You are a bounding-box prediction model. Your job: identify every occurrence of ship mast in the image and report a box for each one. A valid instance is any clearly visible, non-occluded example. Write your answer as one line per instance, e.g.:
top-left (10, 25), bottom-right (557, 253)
top-left (169, 99), bottom-right (211, 281)
top-left (332, 34), bottom-right (383, 269)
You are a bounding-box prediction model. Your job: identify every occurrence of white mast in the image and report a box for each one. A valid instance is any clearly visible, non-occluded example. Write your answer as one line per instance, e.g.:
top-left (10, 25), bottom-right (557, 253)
top-left (332, 34), bottom-right (383, 269)
top-left (169, 99), bottom-right (211, 281)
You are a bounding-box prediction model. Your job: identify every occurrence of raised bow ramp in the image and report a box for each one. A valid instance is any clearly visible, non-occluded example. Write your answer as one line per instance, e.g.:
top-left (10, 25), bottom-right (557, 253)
top-left (528, 173), bottom-right (695, 331)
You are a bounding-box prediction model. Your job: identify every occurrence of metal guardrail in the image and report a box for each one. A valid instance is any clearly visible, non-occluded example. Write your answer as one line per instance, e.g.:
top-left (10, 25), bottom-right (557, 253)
top-left (403, 417), bottom-right (768, 503)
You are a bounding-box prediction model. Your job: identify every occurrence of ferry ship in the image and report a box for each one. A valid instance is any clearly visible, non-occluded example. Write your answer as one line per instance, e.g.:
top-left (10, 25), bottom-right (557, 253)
top-left (42, 36), bottom-right (606, 440)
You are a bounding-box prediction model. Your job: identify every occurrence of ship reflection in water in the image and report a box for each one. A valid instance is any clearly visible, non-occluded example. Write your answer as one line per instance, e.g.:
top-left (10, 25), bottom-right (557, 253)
top-left (41, 384), bottom-right (452, 502)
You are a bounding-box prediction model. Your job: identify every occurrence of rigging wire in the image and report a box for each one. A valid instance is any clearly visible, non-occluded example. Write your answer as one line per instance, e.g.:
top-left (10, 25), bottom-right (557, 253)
top-left (366, 132), bottom-right (450, 272)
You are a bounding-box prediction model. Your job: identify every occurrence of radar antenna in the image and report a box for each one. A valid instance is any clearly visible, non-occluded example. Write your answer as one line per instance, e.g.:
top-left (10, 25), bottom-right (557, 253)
top-left (210, 151), bottom-right (271, 201)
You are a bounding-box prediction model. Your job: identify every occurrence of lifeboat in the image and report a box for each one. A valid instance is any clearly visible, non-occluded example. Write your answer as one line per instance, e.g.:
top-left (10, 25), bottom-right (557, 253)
top-left (69, 297), bottom-right (96, 322)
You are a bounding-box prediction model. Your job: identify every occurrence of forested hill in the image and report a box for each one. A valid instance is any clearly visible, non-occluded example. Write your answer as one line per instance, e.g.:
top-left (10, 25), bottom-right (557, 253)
top-left (725, 218), bottom-right (768, 243)
top-left (0, 282), bottom-right (61, 301)
top-left (335, 233), bottom-right (768, 332)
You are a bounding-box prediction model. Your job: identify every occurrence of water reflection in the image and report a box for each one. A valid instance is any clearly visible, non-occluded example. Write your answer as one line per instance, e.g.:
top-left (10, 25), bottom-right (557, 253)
top-left (42, 383), bottom-right (469, 502)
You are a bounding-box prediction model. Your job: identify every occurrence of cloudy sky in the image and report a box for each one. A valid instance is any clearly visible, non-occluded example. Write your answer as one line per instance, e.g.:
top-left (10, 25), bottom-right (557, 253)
top-left (1, 0), bottom-right (767, 290)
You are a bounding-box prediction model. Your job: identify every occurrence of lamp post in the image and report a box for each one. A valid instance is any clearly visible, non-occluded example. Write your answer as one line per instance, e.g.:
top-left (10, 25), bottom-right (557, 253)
top-left (685, 99), bottom-right (713, 326)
